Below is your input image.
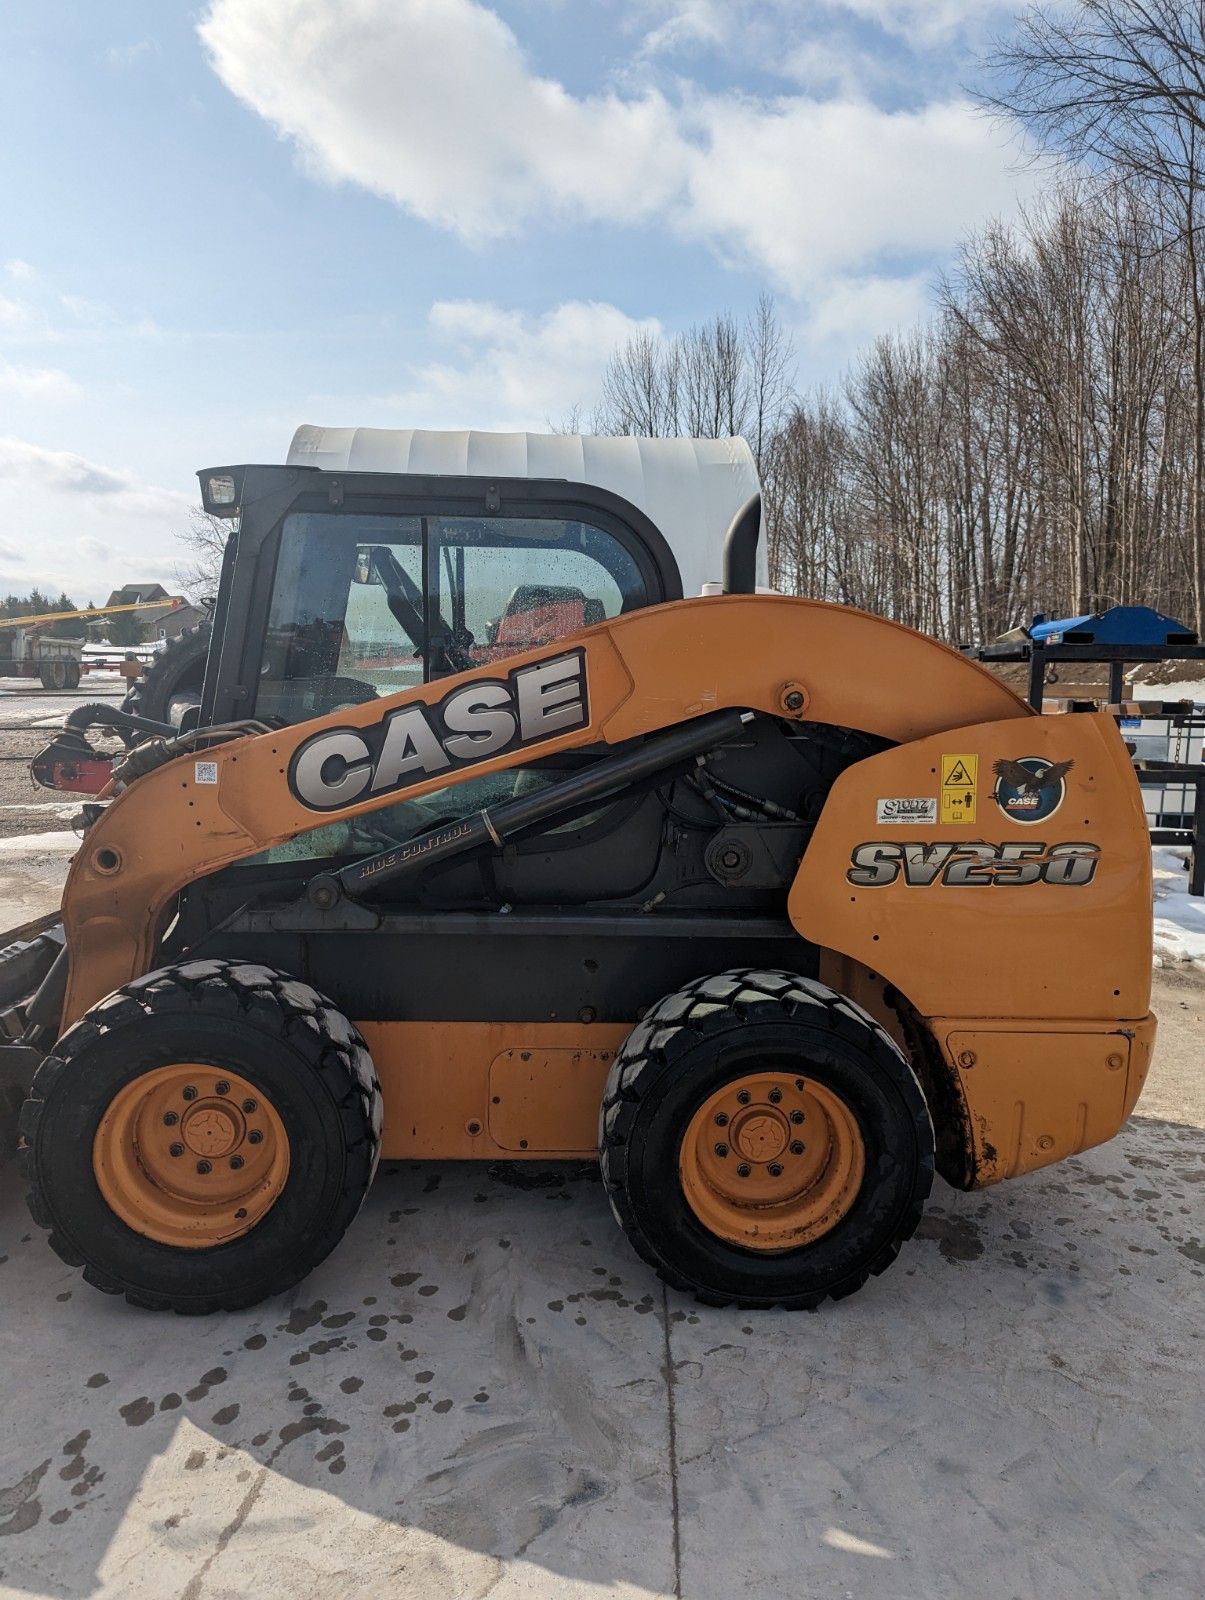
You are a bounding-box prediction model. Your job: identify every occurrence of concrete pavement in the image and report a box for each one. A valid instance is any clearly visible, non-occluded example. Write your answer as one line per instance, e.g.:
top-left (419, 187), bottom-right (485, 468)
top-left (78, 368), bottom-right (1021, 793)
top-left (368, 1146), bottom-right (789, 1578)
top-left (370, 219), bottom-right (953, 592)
top-left (1, 969), bottom-right (1202, 1600)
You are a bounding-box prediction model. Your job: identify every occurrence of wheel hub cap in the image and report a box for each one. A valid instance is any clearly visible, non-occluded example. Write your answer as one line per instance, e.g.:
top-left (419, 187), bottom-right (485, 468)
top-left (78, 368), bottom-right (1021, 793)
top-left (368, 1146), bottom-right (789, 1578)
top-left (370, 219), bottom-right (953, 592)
top-left (732, 1110), bottom-right (788, 1164)
top-left (182, 1104), bottom-right (241, 1157)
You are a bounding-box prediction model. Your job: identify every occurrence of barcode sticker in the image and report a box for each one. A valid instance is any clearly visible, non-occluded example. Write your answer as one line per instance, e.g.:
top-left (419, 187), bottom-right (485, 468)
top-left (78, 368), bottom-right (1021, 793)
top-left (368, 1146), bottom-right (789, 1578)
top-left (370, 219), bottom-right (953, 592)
top-left (194, 761), bottom-right (219, 785)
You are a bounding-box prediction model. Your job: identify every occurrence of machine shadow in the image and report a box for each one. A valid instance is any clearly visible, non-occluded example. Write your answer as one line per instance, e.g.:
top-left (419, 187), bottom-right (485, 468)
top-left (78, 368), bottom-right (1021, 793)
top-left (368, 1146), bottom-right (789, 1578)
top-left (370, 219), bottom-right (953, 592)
top-left (0, 1105), bottom-right (1201, 1598)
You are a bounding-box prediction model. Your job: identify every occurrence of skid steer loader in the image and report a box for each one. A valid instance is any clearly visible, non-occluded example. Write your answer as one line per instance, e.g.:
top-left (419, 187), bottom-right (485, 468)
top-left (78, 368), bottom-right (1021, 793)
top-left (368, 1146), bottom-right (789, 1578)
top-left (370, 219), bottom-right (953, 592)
top-left (0, 428), bottom-right (1155, 1314)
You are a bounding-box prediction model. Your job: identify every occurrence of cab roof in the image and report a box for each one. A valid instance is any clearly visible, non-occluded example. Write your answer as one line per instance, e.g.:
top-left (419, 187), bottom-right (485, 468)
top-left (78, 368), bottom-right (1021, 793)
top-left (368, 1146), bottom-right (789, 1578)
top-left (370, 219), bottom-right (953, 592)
top-left (285, 427), bottom-right (765, 595)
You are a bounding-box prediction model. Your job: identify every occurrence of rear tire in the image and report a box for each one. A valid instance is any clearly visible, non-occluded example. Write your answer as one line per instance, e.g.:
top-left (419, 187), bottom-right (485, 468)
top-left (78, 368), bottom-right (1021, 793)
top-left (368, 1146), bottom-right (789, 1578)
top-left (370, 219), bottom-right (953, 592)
top-left (38, 660), bottom-right (70, 690)
top-left (21, 960), bottom-right (382, 1313)
top-left (121, 622), bottom-right (210, 727)
top-left (599, 969), bottom-right (933, 1309)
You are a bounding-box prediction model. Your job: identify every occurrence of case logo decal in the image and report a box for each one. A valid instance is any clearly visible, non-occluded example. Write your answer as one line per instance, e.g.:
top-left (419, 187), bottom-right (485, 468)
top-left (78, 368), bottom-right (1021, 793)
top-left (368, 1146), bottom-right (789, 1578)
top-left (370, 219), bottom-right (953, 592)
top-left (847, 840), bottom-right (1099, 888)
top-left (289, 649), bottom-right (589, 812)
top-left (992, 757), bottom-right (1073, 824)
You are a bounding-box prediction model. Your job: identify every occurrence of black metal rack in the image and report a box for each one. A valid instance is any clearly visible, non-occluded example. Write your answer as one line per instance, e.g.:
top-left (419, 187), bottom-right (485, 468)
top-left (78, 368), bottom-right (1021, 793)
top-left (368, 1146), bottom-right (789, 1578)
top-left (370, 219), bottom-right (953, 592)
top-left (963, 636), bottom-right (1205, 897)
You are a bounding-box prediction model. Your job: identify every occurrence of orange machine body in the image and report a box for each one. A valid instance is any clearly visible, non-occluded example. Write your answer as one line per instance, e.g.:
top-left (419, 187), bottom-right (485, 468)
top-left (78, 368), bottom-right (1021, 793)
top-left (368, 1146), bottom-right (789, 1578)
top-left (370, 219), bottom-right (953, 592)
top-left (57, 595), bottom-right (1155, 1186)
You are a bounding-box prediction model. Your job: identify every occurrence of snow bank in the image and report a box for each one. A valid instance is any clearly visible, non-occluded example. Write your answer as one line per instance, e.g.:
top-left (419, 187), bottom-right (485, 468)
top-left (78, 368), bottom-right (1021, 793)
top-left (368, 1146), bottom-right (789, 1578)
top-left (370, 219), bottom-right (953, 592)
top-left (1152, 845), bottom-right (1205, 971)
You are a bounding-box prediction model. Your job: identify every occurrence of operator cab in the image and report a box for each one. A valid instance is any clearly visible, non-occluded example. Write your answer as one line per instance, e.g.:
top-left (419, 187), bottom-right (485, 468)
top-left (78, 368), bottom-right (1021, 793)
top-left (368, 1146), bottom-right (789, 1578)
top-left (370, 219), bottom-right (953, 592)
top-left (197, 428), bottom-right (762, 732)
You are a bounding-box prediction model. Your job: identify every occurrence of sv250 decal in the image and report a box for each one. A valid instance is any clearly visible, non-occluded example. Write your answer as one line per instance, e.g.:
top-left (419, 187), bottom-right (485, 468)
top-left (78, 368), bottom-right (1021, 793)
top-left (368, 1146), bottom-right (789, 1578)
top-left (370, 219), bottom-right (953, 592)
top-left (289, 648), bottom-right (589, 812)
top-left (847, 840), bottom-right (1099, 888)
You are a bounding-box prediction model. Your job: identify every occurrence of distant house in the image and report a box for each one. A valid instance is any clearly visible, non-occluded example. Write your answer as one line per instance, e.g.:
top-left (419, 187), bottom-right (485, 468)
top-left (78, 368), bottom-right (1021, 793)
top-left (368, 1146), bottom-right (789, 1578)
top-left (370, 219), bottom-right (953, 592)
top-left (101, 584), bottom-right (208, 643)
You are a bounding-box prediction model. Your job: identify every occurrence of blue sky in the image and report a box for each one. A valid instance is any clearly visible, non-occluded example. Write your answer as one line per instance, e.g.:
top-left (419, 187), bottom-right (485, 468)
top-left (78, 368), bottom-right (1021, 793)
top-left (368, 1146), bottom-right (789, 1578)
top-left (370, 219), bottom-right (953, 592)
top-left (0, 0), bottom-right (1034, 602)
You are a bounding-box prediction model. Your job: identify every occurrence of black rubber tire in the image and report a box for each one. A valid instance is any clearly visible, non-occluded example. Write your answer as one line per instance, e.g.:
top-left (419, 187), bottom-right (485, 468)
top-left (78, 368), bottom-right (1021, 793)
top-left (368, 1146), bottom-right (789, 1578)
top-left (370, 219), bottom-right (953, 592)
top-left (38, 660), bottom-right (69, 690)
top-left (121, 621), bottom-right (211, 727)
top-left (0, 1082), bottom-right (23, 1167)
top-left (63, 660), bottom-right (81, 691)
top-left (599, 969), bottom-right (934, 1310)
top-left (20, 960), bottom-right (382, 1314)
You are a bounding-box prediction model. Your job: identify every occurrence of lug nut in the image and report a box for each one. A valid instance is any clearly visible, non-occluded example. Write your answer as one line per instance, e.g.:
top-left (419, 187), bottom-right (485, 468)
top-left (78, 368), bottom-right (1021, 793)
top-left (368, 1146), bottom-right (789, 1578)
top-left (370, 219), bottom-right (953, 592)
top-left (714, 1111), bottom-right (729, 1126)
top-left (790, 1140), bottom-right (805, 1155)
top-left (736, 1090), bottom-right (752, 1105)
top-left (196, 1160), bottom-right (212, 1175)
top-left (162, 1111), bottom-right (178, 1126)
top-left (247, 1129), bottom-right (263, 1145)
top-left (230, 1155), bottom-right (244, 1170)
top-left (767, 1163), bottom-right (784, 1177)
top-left (234, 1208), bottom-right (248, 1220)
top-left (182, 1086), bottom-right (197, 1101)
top-left (790, 1110), bottom-right (804, 1125)
top-left (714, 1142), bottom-right (729, 1157)
top-left (215, 1080), bottom-right (231, 1095)
top-left (768, 1088), bottom-right (782, 1104)
top-left (242, 1098), bottom-right (257, 1113)
top-left (736, 1163), bottom-right (751, 1178)
top-left (169, 1142), bottom-right (184, 1158)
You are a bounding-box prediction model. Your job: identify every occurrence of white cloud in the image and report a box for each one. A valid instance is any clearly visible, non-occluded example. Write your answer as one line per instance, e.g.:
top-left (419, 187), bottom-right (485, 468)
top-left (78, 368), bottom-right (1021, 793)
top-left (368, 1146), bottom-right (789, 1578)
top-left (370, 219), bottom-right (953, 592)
top-left (805, 271), bottom-right (934, 349)
top-left (199, 0), bottom-right (1034, 296)
top-left (0, 437), bottom-right (191, 522)
top-left (826, 0), bottom-right (1007, 45)
top-left (5, 260), bottom-right (36, 282)
top-left (75, 536), bottom-right (110, 562)
top-left (0, 361), bottom-right (82, 401)
top-left (363, 298), bottom-right (662, 430)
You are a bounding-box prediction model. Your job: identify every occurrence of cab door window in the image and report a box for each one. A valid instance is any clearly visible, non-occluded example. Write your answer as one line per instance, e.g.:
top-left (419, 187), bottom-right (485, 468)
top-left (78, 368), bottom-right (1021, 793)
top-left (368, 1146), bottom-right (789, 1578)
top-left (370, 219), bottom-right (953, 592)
top-left (254, 509), bottom-right (646, 722)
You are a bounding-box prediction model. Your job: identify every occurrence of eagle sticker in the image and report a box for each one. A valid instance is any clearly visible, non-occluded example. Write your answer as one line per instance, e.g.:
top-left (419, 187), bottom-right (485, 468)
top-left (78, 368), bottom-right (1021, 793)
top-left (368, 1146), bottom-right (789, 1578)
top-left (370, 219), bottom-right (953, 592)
top-left (992, 756), bottom-right (1073, 825)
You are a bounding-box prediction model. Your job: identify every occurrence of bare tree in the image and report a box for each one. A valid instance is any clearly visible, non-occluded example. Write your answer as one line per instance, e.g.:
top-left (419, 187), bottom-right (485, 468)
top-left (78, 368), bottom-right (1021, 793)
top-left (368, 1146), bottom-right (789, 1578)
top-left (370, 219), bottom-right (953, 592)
top-left (982, 0), bottom-right (1205, 626)
top-left (172, 508), bottom-right (230, 607)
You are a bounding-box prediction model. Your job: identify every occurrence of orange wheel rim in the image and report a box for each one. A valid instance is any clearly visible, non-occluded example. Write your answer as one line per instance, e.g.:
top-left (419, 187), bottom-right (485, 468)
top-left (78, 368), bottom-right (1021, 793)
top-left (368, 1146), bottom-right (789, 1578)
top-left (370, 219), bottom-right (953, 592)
top-left (679, 1071), bottom-right (865, 1252)
top-left (93, 1065), bottom-right (290, 1248)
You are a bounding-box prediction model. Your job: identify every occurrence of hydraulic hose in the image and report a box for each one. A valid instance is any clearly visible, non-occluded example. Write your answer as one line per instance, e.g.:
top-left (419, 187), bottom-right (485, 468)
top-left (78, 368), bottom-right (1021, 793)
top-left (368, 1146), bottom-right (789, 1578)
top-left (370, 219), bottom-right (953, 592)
top-left (308, 707), bottom-right (754, 905)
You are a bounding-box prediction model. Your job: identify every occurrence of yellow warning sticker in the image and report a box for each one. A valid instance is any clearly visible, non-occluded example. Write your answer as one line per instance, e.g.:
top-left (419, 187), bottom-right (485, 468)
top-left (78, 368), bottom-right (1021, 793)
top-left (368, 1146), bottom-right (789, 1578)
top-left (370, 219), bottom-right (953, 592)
top-left (940, 753), bottom-right (978, 824)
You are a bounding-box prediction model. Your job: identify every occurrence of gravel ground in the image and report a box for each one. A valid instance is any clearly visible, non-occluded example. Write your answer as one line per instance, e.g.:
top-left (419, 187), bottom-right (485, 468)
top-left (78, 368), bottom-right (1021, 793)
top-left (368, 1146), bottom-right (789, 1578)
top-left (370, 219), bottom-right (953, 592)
top-left (0, 680), bottom-right (125, 842)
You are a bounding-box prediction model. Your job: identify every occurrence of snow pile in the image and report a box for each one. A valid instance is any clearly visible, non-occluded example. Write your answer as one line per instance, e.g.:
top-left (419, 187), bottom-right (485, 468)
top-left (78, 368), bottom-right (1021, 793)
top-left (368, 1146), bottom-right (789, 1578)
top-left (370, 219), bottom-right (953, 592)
top-left (1152, 845), bottom-right (1205, 971)
top-left (1128, 672), bottom-right (1205, 705)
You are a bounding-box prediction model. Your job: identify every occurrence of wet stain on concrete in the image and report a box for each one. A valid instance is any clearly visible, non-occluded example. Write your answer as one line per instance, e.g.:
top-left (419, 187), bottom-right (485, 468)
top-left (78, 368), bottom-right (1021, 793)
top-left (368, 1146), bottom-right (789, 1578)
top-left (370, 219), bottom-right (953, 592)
top-left (447, 1303), bottom-right (468, 1320)
top-left (243, 1334), bottom-right (267, 1351)
top-left (277, 1417), bottom-right (348, 1448)
top-left (84, 1374), bottom-right (109, 1389)
top-left (283, 1302), bottom-right (327, 1336)
top-left (159, 1393), bottom-right (182, 1411)
top-left (185, 1367), bottom-right (228, 1402)
top-left (0, 1459), bottom-right (49, 1538)
top-left (119, 1397), bottom-right (155, 1428)
top-left (340, 1376), bottom-right (363, 1394)
top-left (212, 1404), bottom-right (240, 1426)
top-left (391, 1271), bottom-right (420, 1288)
top-left (915, 1209), bottom-right (985, 1262)
top-left (322, 1311), bottom-right (355, 1329)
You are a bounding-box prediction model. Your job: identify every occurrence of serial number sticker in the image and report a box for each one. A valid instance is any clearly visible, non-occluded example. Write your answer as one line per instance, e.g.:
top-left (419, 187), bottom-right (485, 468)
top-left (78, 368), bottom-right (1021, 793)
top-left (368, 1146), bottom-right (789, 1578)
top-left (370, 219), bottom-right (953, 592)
top-left (876, 797), bottom-right (937, 824)
top-left (194, 761), bottom-right (219, 785)
top-left (940, 753), bottom-right (978, 824)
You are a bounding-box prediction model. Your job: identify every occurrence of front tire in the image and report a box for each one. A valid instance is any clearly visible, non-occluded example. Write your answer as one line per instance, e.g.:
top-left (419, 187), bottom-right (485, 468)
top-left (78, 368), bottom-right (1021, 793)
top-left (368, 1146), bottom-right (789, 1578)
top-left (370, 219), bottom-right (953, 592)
top-left (599, 970), bottom-right (933, 1309)
top-left (21, 961), bottom-right (382, 1313)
